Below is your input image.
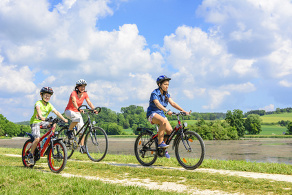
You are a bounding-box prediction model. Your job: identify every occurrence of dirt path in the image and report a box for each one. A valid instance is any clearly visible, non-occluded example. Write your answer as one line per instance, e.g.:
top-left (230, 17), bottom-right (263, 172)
top-left (3, 153), bottom-right (292, 194)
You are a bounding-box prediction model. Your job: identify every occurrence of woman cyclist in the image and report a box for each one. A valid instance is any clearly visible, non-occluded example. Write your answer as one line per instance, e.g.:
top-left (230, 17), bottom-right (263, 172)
top-left (146, 75), bottom-right (190, 158)
top-left (64, 79), bottom-right (98, 153)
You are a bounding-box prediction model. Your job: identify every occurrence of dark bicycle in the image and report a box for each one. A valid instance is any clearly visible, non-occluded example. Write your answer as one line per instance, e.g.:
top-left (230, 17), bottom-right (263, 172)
top-left (134, 112), bottom-right (205, 170)
top-left (22, 117), bottom-right (67, 173)
top-left (57, 105), bottom-right (108, 162)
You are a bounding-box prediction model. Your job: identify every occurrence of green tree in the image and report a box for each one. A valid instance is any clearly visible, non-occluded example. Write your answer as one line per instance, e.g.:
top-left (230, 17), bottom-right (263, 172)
top-left (225, 109), bottom-right (245, 137)
top-left (244, 114), bottom-right (262, 135)
top-left (287, 122), bottom-right (292, 135)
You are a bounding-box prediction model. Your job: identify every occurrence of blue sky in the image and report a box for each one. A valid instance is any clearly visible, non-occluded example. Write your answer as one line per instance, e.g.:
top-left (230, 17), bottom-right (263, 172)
top-left (1, 0), bottom-right (292, 122)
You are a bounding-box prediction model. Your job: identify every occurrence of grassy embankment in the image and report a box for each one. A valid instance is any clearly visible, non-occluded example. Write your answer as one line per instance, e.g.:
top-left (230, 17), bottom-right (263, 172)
top-left (0, 147), bottom-right (292, 194)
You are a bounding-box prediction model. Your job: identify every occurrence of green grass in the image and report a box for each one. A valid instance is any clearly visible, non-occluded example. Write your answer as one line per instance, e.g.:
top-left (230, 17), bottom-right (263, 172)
top-left (123, 128), bottom-right (134, 135)
top-left (0, 147), bottom-right (292, 194)
top-left (260, 125), bottom-right (287, 135)
top-left (260, 113), bottom-right (292, 123)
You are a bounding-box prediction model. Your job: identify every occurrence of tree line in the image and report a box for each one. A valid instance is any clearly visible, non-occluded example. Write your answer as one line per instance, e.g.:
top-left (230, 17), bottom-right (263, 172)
top-left (244, 107), bottom-right (292, 116)
top-left (1, 106), bottom-right (292, 138)
top-left (0, 114), bottom-right (30, 137)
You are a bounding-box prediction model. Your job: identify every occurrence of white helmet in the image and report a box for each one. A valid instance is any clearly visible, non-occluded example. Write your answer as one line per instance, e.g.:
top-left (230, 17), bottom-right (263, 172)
top-left (76, 79), bottom-right (87, 86)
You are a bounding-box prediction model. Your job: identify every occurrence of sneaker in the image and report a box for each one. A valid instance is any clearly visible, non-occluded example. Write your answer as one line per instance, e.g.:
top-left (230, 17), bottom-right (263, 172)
top-left (165, 151), bottom-right (170, 159)
top-left (28, 153), bottom-right (34, 164)
top-left (80, 146), bottom-right (86, 154)
top-left (66, 130), bottom-right (74, 140)
top-left (158, 141), bottom-right (169, 148)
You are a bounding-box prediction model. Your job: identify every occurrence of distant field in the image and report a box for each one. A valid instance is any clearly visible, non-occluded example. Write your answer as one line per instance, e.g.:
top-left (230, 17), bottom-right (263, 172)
top-left (260, 125), bottom-right (287, 135)
top-left (260, 113), bottom-right (292, 123)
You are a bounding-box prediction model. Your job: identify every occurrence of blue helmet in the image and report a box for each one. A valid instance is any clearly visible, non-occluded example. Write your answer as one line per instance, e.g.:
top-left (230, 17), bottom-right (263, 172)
top-left (156, 75), bottom-right (171, 85)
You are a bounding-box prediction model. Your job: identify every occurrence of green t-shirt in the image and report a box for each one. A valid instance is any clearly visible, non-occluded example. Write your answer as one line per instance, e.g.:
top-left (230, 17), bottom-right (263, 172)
top-left (30, 100), bottom-right (55, 124)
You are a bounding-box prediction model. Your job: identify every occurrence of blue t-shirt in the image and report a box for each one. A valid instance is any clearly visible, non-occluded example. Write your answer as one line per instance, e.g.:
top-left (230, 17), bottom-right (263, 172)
top-left (146, 88), bottom-right (170, 118)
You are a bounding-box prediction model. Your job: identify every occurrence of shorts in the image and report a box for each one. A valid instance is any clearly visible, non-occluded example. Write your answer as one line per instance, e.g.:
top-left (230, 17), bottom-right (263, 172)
top-left (65, 109), bottom-right (84, 132)
top-left (148, 113), bottom-right (168, 125)
top-left (30, 121), bottom-right (50, 139)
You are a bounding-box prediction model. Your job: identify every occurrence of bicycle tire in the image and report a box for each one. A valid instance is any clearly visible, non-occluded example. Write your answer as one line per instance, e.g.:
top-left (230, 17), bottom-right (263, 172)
top-left (22, 139), bottom-right (35, 168)
top-left (134, 132), bottom-right (158, 166)
top-left (47, 140), bottom-right (67, 173)
top-left (85, 126), bottom-right (108, 162)
top-left (57, 127), bottom-right (75, 159)
top-left (175, 131), bottom-right (205, 170)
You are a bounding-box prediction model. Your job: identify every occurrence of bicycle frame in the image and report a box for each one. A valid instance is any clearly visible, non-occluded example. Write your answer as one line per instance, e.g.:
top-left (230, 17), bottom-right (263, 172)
top-left (72, 105), bottom-right (100, 146)
top-left (149, 113), bottom-right (186, 147)
top-left (26, 122), bottom-right (58, 157)
top-left (74, 116), bottom-right (92, 145)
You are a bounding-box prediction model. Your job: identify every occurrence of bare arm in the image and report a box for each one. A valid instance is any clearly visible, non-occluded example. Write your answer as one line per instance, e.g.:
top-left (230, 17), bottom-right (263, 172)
top-left (153, 99), bottom-right (168, 112)
top-left (71, 96), bottom-right (79, 111)
top-left (36, 105), bottom-right (45, 121)
top-left (52, 110), bottom-right (68, 123)
top-left (168, 97), bottom-right (189, 115)
top-left (85, 97), bottom-right (95, 109)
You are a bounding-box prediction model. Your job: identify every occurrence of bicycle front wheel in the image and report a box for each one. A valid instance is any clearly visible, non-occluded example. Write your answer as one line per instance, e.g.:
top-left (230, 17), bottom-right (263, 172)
top-left (47, 140), bottom-right (67, 173)
top-left (85, 127), bottom-right (108, 162)
top-left (134, 132), bottom-right (158, 166)
top-left (175, 131), bottom-right (205, 170)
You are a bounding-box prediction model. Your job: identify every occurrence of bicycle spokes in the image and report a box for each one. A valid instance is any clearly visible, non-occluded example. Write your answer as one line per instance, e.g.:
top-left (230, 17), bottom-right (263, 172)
top-left (85, 127), bottom-right (108, 162)
top-left (175, 131), bottom-right (205, 170)
top-left (134, 132), bottom-right (158, 166)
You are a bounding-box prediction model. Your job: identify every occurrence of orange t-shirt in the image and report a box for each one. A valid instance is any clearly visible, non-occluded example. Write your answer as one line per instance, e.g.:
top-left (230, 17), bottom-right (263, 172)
top-left (65, 91), bottom-right (89, 112)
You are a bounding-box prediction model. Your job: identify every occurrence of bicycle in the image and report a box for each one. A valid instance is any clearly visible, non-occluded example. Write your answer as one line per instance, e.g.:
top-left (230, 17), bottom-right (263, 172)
top-left (134, 112), bottom-right (205, 170)
top-left (22, 117), bottom-right (67, 173)
top-left (56, 105), bottom-right (108, 162)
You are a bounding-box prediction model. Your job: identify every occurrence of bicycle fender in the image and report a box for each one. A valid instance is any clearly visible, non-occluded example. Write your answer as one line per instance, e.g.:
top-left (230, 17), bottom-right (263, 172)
top-left (26, 132), bottom-right (35, 142)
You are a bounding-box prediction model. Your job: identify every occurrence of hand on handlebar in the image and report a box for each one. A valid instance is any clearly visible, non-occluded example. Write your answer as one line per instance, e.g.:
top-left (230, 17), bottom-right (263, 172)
top-left (166, 110), bottom-right (173, 116)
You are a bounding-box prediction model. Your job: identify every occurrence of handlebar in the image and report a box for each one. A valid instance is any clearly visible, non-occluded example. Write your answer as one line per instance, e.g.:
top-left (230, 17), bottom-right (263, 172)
top-left (78, 105), bottom-right (102, 114)
top-left (171, 110), bottom-right (192, 116)
top-left (45, 117), bottom-right (66, 125)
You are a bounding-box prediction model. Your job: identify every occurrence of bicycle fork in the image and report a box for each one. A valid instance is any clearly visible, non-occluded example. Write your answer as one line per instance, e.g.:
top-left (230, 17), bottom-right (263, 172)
top-left (180, 132), bottom-right (192, 152)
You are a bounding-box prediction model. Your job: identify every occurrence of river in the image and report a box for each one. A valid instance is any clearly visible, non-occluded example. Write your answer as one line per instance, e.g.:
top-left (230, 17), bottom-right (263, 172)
top-left (1, 137), bottom-right (292, 164)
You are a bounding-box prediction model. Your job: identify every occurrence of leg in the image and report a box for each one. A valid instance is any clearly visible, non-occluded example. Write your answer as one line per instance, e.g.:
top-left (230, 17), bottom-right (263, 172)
top-left (69, 122), bottom-right (78, 131)
top-left (30, 137), bottom-right (40, 155)
top-left (30, 123), bottom-right (41, 155)
top-left (152, 114), bottom-right (172, 145)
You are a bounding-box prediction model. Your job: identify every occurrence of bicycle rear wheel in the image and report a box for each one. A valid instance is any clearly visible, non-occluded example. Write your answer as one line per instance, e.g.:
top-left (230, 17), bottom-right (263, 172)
top-left (175, 131), bottom-right (205, 170)
top-left (134, 132), bottom-right (158, 166)
top-left (47, 140), bottom-right (67, 173)
top-left (85, 127), bottom-right (108, 162)
top-left (57, 127), bottom-right (75, 159)
top-left (22, 139), bottom-right (35, 168)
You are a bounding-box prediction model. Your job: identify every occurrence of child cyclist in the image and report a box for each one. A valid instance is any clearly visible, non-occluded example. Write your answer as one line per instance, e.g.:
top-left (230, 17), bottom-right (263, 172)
top-left (28, 87), bottom-right (68, 164)
top-left (64, 79), bottom-right (98, 153)
top-left (146, 75), bottom-right (190, 158)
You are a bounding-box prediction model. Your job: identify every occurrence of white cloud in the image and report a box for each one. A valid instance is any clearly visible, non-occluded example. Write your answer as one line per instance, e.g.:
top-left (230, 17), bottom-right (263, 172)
top-left (259, 104), bottom-right (275, 112)
top-left (0, 56), bottom-right (36, 94)
top-left (279, 80), bottom-right (292, 87)
top-left (202, 90), bottom-right (230, 110)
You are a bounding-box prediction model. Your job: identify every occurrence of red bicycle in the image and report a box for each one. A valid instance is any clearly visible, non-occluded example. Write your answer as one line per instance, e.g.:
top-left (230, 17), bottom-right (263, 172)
top-left (134, 112), bottom-right (205, 170)
top-left (22, 117), bottom-right (67, 173)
